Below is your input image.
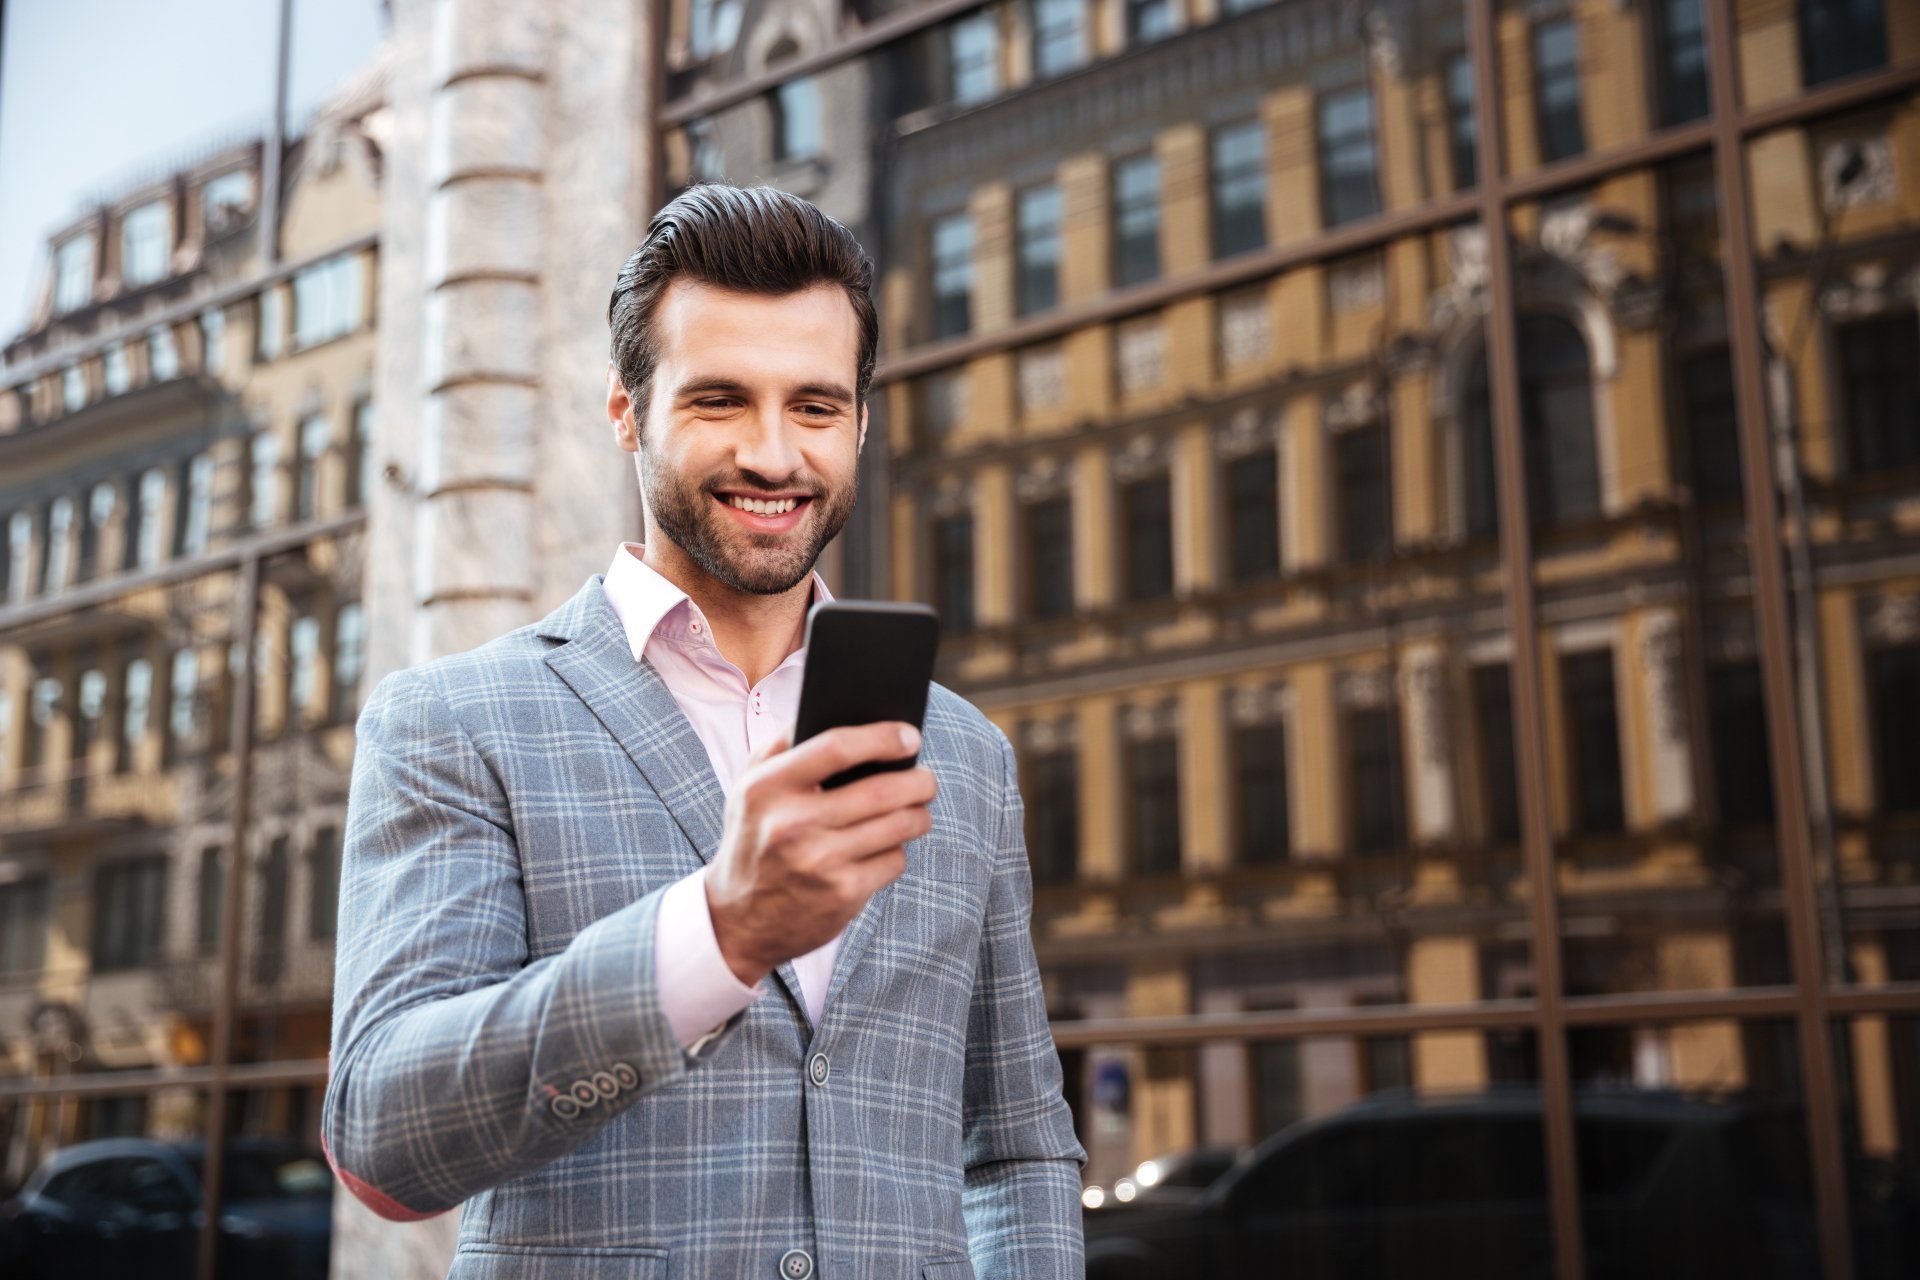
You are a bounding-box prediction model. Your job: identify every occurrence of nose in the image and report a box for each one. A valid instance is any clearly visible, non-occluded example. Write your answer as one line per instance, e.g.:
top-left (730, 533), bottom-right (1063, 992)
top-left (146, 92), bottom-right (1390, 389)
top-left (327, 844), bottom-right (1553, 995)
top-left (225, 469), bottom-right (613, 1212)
top-left (733, 405), bottom-right (807, 486)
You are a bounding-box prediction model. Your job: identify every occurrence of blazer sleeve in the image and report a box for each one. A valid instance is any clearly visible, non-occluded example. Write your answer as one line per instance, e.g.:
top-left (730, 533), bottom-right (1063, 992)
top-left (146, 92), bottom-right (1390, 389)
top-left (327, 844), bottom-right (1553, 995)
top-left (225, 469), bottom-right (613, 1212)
top-left (960, 728), bottom-right (1089, 1277)
top-left (321, 667), bottom-right (748, 1220)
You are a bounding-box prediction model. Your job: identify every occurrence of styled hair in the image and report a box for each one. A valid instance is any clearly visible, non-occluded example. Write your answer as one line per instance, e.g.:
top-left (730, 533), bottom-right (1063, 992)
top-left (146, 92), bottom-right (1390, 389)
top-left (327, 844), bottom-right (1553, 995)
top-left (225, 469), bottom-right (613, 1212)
top-left (607, 182), bottom-right (879, 418)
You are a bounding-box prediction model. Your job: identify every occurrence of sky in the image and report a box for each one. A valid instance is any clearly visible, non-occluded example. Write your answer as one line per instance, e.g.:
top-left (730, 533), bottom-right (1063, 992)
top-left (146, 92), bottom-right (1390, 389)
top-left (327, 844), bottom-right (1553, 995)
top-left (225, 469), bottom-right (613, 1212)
top-left (0, 0), bottom-right (386, 340)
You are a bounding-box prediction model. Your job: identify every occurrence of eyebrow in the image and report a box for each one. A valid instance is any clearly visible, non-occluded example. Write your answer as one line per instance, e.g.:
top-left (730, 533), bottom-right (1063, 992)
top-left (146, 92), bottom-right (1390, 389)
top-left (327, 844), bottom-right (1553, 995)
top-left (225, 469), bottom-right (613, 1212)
top-left (674, 375), bottom-right (855, 405)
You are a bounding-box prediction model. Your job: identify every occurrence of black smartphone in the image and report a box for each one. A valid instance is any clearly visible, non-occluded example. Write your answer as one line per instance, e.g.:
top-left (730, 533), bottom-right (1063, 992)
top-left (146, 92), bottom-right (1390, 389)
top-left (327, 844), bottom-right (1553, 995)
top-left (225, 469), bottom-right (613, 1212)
top-left (791, 600), bottom-right (941, 789)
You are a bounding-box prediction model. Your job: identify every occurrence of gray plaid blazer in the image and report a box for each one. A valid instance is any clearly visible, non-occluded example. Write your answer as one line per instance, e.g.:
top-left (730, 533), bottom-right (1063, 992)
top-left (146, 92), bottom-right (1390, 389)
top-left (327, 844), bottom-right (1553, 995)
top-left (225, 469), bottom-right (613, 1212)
top-left (322, 574), bottom-right (1086, 1280)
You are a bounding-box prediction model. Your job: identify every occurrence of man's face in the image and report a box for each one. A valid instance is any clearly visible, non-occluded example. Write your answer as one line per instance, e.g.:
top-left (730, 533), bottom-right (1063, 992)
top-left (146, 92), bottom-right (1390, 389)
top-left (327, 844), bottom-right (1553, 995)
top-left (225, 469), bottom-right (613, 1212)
top-left (606, 279), bottom-right (866, 596)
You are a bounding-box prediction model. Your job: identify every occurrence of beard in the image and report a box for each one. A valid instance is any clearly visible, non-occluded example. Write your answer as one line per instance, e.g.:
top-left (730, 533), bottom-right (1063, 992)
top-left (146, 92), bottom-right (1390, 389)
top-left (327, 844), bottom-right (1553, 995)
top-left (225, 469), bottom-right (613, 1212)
top-left (640, 447), bottom-right (857, 596)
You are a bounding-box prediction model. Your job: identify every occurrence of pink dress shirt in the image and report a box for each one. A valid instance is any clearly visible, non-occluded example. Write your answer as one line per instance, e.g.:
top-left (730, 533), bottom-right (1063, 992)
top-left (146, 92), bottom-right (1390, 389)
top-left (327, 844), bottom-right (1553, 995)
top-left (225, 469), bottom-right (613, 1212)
top-left (601, 542), bottom-right (841, 1050)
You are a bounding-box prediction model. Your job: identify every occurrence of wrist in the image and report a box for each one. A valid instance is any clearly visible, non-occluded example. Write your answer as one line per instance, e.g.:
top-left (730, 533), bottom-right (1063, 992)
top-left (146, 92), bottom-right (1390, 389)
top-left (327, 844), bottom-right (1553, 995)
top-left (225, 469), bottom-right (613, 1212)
top-left (705, 883), bottom-right (774, 988)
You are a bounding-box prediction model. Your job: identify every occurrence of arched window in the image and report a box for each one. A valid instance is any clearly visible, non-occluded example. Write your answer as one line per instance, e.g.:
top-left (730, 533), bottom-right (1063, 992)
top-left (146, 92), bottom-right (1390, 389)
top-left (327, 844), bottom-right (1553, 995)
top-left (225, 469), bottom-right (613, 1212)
top-left (1461, 314), bottom-right (1601, 536)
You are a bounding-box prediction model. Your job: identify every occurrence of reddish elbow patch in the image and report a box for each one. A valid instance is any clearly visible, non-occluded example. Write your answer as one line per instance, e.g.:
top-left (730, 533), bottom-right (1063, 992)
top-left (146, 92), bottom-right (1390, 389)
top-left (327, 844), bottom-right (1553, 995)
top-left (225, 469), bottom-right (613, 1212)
top-left (321, 1131), bottom-right (442, 1222)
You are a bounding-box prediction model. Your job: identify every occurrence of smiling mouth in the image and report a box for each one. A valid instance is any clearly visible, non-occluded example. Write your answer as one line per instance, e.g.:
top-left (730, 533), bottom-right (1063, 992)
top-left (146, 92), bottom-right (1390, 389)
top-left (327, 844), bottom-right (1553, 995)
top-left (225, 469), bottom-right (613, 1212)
top-left (711, 491), bottom-right (814, 529)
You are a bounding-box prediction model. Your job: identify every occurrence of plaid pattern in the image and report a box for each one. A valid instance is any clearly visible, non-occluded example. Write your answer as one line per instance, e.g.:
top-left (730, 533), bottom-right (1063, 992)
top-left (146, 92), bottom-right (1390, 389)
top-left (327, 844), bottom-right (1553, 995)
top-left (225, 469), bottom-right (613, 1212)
top-left (323, 574), bottom-right (1086, 1279)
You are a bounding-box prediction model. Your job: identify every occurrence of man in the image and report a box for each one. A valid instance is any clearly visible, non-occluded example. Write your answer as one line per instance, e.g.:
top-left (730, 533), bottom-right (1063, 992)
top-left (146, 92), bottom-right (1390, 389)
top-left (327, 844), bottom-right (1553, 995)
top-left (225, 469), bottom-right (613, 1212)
top-left (322, 183), bottom-right (1087, 1279)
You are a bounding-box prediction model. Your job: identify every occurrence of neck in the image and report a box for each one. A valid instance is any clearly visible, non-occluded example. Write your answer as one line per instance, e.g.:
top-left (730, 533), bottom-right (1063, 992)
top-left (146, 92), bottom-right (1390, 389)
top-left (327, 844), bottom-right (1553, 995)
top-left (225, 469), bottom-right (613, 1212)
top-left (638, 535), bottom-right (812, 687)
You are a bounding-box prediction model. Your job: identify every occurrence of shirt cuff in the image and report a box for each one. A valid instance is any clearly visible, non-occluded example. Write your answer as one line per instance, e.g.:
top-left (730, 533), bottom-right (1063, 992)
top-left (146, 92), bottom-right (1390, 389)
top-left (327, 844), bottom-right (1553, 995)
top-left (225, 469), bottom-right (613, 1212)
top-left (654, 864), bottom-right (764, 1051)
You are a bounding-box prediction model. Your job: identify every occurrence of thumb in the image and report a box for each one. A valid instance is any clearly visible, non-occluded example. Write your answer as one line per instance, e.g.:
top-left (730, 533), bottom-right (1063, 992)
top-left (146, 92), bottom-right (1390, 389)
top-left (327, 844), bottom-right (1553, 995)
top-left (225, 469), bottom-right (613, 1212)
top-left (752, 731), bottom-right (792, 762)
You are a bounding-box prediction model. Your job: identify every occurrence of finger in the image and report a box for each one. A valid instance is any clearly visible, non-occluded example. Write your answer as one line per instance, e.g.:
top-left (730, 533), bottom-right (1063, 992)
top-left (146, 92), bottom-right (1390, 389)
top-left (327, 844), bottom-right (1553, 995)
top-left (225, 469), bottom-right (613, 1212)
top-left (820, 802), bottom-right (933, 862)
top-left (844, 844), bottom-right (908, 900)
top-left (769, 722), bottom-right (921, 790)
top-left (750, 731), bottom-right (791, 763)
top-left (804, 765), bottom-right (937, 830)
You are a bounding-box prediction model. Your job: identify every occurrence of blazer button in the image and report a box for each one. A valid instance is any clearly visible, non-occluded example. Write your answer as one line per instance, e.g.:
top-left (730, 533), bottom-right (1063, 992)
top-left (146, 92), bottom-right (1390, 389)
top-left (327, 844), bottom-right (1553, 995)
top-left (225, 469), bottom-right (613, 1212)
top-left (570, 1080), bottom-right (600, 1108)
top-left (550, 1094), bottom-right (581, 1120)
top-left (778, 1248), bottom-right (813, 1279)
top-left (591, 1070), bottom-right (620, 1098)
top-left (807, 1052), bottom-right (829, 1087)
top-left (611, 1061), bottom-right (639, 1090)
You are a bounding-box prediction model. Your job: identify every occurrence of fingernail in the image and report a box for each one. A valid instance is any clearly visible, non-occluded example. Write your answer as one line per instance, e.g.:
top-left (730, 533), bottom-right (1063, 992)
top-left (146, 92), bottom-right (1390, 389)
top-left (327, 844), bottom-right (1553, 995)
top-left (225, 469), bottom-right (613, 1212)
top-left (899, 725), bottom-right (920, 751)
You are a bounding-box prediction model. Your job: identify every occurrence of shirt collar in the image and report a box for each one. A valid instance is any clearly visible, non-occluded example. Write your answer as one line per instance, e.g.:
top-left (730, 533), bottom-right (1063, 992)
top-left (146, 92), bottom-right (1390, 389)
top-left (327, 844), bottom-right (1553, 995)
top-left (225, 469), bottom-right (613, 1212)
top-left (602, 541), bottom-right (835, 664)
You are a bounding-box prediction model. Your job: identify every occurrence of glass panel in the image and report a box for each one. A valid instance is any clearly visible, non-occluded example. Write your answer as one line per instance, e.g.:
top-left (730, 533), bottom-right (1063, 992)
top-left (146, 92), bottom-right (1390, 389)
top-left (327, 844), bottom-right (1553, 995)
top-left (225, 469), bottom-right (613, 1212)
top-left (1571, 1019), bottom-right (1816, 1279)
top-left (1076, 1027), bottom-right (1547, 1272)
top-left (215, 1085), bottom-right (335, 1279)
top-left (1834, 1014), bottom-right (1920, 1279)
top-left (1740, 0), bottom-right (1904, 109)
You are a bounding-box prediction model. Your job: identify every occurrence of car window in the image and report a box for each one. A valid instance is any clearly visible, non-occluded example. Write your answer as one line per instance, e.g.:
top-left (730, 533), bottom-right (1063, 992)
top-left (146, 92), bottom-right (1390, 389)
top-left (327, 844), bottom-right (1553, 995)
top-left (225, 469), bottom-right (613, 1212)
top-left (1575, 1117), bottom-right (1675, 1196)
top-left (41, 1163), bottom-right (117, 1210)
top-left (1230, 1115), bottom-right (1549, 1215)
top-left (188, 1148), bottom-right (332, 1201)
top-left (111, 1158), bottom-right (194, 1213)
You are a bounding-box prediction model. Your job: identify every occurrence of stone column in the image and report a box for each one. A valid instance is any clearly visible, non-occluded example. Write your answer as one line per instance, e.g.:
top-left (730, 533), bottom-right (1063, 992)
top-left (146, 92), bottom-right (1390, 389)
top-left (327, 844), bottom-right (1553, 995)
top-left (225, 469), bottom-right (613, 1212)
top-left (1400, 642), bottom-right (1457, 843)
top-left (343, 0), bottom-right (652, 1275)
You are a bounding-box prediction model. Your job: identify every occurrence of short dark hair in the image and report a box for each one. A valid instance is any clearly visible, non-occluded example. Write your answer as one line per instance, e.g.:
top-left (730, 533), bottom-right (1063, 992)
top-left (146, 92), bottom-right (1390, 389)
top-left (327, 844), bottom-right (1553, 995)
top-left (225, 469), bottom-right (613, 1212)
top-left (607, 183), bottom-right (878, 418)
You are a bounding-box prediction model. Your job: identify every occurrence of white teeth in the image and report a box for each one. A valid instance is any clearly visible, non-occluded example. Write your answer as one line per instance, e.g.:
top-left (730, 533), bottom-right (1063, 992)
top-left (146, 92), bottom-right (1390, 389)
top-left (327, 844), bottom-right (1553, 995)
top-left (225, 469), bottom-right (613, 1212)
top-left (727, 495), bottom-right (798, 515)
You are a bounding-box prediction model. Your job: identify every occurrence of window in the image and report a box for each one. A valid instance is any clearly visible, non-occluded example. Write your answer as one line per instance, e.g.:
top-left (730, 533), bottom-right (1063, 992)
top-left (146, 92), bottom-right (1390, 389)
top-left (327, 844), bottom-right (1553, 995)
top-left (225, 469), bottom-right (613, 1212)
top-left (1562, 648), bottom-right (1626, 834)
top-left (1250, 1039), bottom-right (1304, 1138)
top-left (256, 286), bottom-right (285, 360)
top-left (296, 414), bottom-right (329, 522)
top-left (1657, 0), bottom-right (1710, 126)
top-left (93, 857), bottom-right (167, 971)
top-left (1211, 120), bottom-right (1267, 258)
top-left (1838, 311), bottom-right (1920, 475)
top-left (121, 201), bottom-right (170, 287)
top-left (687, 0), bottom-right (742, 59)
top-left (1120, 474), bottom-right (1174, 602)
top-left (1470, 317), bottom-right (1603, 531)
top-left (1472, 663), bottom-right (1522, 844)
top-left (1017, 345), bottom-right (1066, 414)
top-left (1115, 317), bottom-right (1166, 395)
top-left (1533, 20), bottom-right (1586, 163)
top-left (250, 430), bottom-right (281, 529)
top-left (1024, 747), bottom-right (1080, 886)
top-left (1234, 721), bottom-right (1291, 862)
top-left (1226, 447), bottom-right (1280, 583)
top-left (197, 847), bottom-right (223, 956)
top-left (175, 453), bottom-right (214, 557)
top-left (1112, 153), bottom-right (1161, 287)
top-left (1679, 346), bottom-right (1742, 503)
top-left (332, 602), bottom-right (367, 723)
top-left (1023, 494), bottom-right (1074, 620)
top-left (78, 481), bottom-right (115, 583)
top-left (309, 826), bottom-right (341, 939)
top-left (1799, 0), bottom-right (1886, 88)
top-left (290, 612), bottom-right (321, 724)
top-left (148, 325), bottom-right (178, 381)
top-left (254, 836), bottom-right (290, 984)
top-left (1031, 0), bottom-right (1086, 75)
top-left (1125, 0), bottom-right (1175, 45)
top-left (346, 400), bottom-right (375, 507)
top-left (1319, 86), bottom-right (1380, 226)
top-left (62, 364), bottom-right (87, 412)
top-left (44, 496), bottom-right (74, 592)
top-left (931, 213), bottom-right (974, 340)
top-left (949, 11), bottom-right (999, 105)
top-left (1870, 643), bottom-right (1920, 814)
top-left (1218, 286), bottom-right (1272, 371)
top-left (0, 877), bottom-right (50, 976)
top-left (1335, 421), bottom-right (1391, 562)
top-left (121, 657), bottom-right (152, 769)
top-left (930, 512), bottom-right (975, 632)
top-left (200, 306), bottom-right (226, 373)
top-left (916, 370), bottom-right (967, 448)
top-left (132, 468), bottom-right (166, 569)
top-left (1709, 661), bottom-right (1775, 825)
top-left (292, 253), bottom-right (363, 348)
top-left (7, 510), bottom-right (32, 602)
top-left (1346, 703), bottom-right (1406, 854)
top-left (201, 169), bottom-right (254, 229)
top-left (770, 76), bottom-right (821, 162)
top-left (75, 667), bottom-right (107, 762)
top-left (1125, 733), bottom-right (1182, 876)
top-left (103, 345), bottom-right (132, 396)
top-left (166, 648), bottom-right (200, 762)
top-left (1446, 54), bottom-right (1479, 190)
top-left (27, 676), bottom-right (62, 769)
top-left (1016, 184), bottom-right (1063, 316)
top-left (54, 236), bottom-right (95, 312)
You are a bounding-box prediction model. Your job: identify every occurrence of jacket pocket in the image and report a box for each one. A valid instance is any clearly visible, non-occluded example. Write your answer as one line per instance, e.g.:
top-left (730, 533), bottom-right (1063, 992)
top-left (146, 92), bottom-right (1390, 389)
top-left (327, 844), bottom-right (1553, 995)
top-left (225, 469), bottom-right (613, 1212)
top-left (449, 1243), bottom-right (670, 1280)
top-left (922, 1254), bottom-right (977, 1280)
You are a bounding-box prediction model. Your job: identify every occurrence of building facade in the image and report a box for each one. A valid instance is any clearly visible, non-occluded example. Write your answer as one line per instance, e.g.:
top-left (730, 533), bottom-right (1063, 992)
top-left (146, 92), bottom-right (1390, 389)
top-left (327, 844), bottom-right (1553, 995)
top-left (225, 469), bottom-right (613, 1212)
top-left (0, 75), bottom-right (384, 1197)
top-left (667, 0), bottom-right (1918, 1273)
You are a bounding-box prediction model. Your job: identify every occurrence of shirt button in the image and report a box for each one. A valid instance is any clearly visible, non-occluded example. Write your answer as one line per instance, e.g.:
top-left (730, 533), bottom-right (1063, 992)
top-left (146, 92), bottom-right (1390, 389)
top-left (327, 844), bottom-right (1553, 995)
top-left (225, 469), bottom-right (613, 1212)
top-left (779, 1248), bottom-right (813, 1279)
top-left (691, 619), bottom-right (703, 634)
top-left (808, 1052), bottom-right (829, 1087)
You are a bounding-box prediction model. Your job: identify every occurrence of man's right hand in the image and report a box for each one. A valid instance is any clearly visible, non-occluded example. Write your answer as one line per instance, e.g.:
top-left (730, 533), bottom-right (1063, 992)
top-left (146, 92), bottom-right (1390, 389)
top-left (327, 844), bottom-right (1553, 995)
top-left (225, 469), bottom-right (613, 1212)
top-left (705, 722), bottom-right (936, 986)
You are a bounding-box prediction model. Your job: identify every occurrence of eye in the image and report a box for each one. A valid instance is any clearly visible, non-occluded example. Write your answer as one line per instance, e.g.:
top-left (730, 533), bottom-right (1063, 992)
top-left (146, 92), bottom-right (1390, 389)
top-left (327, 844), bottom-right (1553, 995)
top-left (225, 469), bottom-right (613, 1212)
top-left (694, 397), bottom-right (739, 410)
top-left (797, 404), bottom-right (839, 418)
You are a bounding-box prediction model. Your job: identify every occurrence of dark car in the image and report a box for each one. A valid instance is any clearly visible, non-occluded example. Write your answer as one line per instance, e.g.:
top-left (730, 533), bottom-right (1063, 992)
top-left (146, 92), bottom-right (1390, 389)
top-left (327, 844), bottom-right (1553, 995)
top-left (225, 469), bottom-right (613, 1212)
top-left (1083, 1085), bottom-right (1919, 1280)
top-left (0, 1136), bottom-right (333, 1280)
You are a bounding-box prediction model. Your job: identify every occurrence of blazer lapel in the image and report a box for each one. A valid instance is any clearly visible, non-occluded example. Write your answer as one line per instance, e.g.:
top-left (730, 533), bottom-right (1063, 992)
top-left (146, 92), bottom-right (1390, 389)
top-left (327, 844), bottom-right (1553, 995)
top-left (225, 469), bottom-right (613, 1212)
top-left (537, 575), bottom-right (811, 1021)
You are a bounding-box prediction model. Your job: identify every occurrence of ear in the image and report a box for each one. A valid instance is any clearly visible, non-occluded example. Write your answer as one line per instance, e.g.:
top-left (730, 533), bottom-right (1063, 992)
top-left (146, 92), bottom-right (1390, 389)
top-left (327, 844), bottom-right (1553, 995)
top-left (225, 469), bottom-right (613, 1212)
top-left (856, 399), bottom-right (868, 455)
top-left (607, 365), bottom-right (639, 453)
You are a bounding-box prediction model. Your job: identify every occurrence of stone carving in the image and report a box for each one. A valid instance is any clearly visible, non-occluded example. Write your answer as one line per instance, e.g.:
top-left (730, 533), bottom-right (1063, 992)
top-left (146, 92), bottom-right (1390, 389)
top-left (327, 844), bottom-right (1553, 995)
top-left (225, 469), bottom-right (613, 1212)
top-left (1217, 290), bottom-right (1272, 369)
top-left (1015, 453), bottom-right (1070, 502)
top-left (1400, 649), bottom-right (1456, 840)
top-left (1111, 431), bottom-right (1168, 482)
top-left (1018, 344), bottom-right (1067, 412)
top-left (1323, 379), bottom-right (1384, 432)
top-left (1116, 318), bottom-right (1167, 396)
top-left (1212, 405), bottom-right (1279, 459)
top-left (1638, 612), bottom-right (1693, 822)
top-left (1820, 134), bottom-right (1896, 212)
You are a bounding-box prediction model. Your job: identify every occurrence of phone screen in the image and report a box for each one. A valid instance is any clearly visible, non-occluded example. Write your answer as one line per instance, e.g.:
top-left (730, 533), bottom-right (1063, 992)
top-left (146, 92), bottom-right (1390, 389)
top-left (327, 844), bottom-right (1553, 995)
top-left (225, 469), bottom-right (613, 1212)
top-left (791, 601), bottom-right (940, 789)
